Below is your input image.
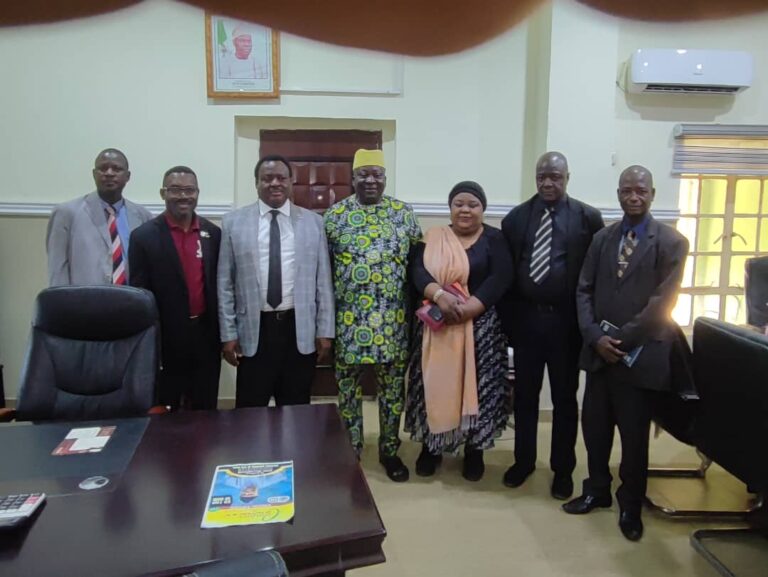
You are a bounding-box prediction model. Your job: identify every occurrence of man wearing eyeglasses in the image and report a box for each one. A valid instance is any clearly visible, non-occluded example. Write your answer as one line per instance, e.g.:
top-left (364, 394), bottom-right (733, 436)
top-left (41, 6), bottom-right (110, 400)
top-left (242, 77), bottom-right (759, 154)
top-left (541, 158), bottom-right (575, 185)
top-left (218, 155), bottom-right (334, 408)
top-left (129, 166), bottom-right (222, 410)
top-left (47, 148), bottom-right (153, 286)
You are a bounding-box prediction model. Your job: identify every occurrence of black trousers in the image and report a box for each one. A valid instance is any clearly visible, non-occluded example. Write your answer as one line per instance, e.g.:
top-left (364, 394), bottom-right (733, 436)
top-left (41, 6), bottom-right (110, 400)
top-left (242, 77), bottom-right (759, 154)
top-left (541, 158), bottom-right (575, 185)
top-left (512, 306), bottom-right (580, 475)
top-left (159, 316), bottom-right (221, 410)
top-left (581, 370), bottom-right (661, 514)
top-left (236, 310), bottom-right (317, 408)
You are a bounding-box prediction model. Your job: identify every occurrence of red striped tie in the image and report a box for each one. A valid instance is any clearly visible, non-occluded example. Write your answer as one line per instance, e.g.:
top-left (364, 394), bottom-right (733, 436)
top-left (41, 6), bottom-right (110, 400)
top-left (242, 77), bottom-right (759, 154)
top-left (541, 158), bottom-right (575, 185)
top-left (105, 206), bottom-right (126, 285)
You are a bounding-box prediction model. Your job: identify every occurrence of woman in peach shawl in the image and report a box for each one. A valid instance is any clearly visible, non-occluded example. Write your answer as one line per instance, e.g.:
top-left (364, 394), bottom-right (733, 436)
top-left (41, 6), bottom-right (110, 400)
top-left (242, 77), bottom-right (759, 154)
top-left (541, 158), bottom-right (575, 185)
top-left (405, 181), bottom-right (513, 481)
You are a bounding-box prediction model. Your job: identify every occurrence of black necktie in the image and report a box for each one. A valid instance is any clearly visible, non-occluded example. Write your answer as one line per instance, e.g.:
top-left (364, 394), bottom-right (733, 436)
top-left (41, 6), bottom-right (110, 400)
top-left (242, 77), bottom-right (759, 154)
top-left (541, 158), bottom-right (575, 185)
top-left (267, 210), bottom-right (282, 308)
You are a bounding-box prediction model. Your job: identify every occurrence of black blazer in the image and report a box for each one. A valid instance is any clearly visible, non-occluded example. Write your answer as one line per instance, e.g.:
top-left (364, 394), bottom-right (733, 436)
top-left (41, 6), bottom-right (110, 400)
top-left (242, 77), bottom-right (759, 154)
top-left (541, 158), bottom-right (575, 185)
top-left (129, 214), bottom-right (221, 365)
top-left (576, 216), bottom-right (689, 391)
top-left (499, 194), bottom-right (604, 342)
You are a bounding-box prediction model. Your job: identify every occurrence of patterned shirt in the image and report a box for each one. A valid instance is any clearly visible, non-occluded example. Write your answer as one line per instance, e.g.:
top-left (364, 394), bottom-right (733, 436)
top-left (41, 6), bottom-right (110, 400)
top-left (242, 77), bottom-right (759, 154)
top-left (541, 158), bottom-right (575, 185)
top-left (324, 195), bottom-right (422, 364)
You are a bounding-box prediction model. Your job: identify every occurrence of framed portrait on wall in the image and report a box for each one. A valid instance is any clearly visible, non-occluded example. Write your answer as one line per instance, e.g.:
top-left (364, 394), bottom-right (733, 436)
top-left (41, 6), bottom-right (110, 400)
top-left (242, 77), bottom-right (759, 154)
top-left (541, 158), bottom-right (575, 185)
top-left (205, 14), bottom-right (280, 99)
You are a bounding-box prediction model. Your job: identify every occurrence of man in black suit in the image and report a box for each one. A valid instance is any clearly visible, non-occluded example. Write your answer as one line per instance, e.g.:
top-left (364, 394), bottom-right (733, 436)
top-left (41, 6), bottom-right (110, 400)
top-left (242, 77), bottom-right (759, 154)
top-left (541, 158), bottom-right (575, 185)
top-left (500, 151), bottom-right (604, 499)
top-left (129, 166), bottom-right (222, 410)
top-left (563, 165), bottom-right (689, 542)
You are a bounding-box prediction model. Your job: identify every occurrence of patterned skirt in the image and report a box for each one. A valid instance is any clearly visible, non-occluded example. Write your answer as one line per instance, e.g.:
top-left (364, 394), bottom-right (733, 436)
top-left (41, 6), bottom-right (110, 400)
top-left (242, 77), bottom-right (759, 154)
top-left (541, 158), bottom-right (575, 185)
top-left (404, 307), bottom-right (511, 453)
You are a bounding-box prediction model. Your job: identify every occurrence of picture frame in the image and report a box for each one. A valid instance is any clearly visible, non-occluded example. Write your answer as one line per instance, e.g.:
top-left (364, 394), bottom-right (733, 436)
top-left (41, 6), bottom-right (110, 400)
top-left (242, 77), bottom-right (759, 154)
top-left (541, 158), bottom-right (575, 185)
top-left (205, 14), bottom-right (280, 99)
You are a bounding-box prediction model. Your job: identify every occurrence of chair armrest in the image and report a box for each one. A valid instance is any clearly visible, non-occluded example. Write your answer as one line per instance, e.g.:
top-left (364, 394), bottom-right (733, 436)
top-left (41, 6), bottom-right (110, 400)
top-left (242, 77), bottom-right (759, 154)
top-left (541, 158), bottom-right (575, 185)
top-left (0, 408), bottom-right (17, 422)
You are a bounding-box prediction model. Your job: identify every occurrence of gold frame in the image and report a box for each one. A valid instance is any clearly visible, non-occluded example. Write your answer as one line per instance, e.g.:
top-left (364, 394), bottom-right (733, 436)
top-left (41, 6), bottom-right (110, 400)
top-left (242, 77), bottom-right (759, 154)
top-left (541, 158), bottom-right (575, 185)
top-left (205, 13), bottom-right (280, 99)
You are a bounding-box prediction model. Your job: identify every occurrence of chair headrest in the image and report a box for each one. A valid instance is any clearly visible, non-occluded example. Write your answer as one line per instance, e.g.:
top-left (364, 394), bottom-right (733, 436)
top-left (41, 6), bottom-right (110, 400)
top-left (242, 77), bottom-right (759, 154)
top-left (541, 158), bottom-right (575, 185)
top-left (34, 285), bottom-right (158, 341)
top-left (694, 317), bottom-right (768, 350)
top-left (747, 255), bottom-right (768, 272)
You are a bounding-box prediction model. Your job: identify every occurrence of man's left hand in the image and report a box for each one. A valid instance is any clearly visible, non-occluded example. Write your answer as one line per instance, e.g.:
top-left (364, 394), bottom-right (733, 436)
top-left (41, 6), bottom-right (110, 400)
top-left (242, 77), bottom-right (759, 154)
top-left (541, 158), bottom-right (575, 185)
top-left (316, 338), bottom-right (333, 365)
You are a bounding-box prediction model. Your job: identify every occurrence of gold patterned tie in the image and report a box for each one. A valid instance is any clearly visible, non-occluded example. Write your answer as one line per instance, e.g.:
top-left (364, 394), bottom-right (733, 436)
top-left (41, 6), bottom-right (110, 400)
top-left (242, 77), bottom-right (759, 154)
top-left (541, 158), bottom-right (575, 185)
top-left (617, 230), bottom-right (638, 279)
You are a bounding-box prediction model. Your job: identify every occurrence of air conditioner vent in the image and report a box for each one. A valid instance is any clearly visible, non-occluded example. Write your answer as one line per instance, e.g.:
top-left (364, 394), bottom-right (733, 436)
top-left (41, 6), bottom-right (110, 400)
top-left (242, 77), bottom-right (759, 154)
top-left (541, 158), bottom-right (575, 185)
top-left (644, 84), bottom-right (742, 94)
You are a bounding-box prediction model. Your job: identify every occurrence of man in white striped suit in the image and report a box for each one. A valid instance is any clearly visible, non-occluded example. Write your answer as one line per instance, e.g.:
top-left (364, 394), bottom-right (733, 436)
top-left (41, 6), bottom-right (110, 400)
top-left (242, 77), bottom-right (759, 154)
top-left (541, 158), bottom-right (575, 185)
top-left (218, 155), bottom-right (335, 407)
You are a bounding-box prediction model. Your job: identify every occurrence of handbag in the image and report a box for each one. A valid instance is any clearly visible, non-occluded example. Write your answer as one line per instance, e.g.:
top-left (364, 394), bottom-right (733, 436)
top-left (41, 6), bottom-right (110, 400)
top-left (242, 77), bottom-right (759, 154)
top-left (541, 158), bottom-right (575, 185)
top-left (415, 282), bottom-right (467, 332)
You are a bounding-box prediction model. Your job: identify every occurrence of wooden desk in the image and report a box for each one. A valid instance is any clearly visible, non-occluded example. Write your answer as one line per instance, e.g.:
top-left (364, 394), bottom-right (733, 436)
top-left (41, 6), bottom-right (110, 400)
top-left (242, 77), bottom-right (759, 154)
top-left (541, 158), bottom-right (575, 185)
top-left (0, 405), bottom-right (386, 577)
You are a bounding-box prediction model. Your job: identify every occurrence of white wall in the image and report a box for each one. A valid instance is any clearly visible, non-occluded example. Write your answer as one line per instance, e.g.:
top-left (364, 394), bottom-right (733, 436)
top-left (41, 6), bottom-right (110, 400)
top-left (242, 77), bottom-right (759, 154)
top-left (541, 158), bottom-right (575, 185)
top-left (0, 0), bottom-right (528, 208)
top-left (546, 2), bottom-right (620, 207)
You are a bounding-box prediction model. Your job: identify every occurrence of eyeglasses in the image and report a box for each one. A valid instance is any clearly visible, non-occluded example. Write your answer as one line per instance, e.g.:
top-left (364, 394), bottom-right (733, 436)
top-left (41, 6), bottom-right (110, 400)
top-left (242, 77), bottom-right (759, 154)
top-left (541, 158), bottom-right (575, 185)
top-left (163, 186), bottom-right (199, 197)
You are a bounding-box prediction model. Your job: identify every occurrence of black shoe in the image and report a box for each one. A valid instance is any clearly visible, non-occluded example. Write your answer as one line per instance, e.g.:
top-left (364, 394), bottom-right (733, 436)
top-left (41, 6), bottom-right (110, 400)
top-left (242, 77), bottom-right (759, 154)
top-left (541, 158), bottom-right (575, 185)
top-left (562, 494), bottom-right (612, 514)
top-left (551, 474), bottom-right (574, 500)
top-left (462, 449), bottom-right (485, 482)
top-left (502, 464), bottom-right (535, 488)
top-left (379, 455), bottom-right (410, 482)
top-left (415, 445), bottom-right (442, 477)
top-left (619, 510), bottom-right (644, 541)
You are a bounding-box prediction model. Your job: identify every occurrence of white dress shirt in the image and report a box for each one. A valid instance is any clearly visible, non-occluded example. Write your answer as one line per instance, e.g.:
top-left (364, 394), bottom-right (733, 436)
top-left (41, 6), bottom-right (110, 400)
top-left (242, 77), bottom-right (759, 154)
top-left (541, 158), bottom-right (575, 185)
top-left (258, 199), bottom-right (295, 311)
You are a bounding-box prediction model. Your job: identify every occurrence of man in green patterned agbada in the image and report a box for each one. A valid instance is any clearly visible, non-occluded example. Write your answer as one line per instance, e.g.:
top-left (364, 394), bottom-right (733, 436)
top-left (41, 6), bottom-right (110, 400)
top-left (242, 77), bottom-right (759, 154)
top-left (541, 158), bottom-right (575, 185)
top-left (324, 149), bottom-right (422, 482)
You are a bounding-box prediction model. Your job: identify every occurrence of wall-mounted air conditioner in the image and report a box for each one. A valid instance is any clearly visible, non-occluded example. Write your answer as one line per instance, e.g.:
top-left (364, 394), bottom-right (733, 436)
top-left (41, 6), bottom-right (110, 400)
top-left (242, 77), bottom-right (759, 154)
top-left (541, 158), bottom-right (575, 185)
top-left (627, 49), bottom-right (753, 95)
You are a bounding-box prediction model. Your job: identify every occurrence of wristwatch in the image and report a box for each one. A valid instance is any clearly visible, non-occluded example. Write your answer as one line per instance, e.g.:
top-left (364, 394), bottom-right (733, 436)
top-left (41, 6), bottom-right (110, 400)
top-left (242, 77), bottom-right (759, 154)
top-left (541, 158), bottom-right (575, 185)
top-left (432, 288), bottom-right (446, 303)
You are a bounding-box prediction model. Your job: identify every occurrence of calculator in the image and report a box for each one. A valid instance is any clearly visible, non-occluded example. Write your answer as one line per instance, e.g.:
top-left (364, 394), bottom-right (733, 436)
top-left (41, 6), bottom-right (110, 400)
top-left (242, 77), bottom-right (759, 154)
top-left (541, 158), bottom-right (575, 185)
top-left (0, 493), bottom-right (46, 529)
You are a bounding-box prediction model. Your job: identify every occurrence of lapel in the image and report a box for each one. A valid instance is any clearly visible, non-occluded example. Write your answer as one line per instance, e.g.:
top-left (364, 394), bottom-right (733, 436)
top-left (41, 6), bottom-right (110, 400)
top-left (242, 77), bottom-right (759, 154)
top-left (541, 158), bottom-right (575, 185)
top-left (156, 215), bottom-right (186, 286)
top-left (246, 203), bottom-right (262, 285)
top-left (606, 223), bottom-right (624, 282)
top-left (619, 216), bottom-right (658, 284)
top-left (84, 191), bottom-right (111, 250)
top-left (290, 203), bottom-right (304, 278)
top-left (565, 196), bottom-right (582, 283)
top-left (124, 200), bottom-right (149, 230)
top-left (514, 196), bottom-right (536, 259)
top-left (199, 217), bottom-right (214, 288)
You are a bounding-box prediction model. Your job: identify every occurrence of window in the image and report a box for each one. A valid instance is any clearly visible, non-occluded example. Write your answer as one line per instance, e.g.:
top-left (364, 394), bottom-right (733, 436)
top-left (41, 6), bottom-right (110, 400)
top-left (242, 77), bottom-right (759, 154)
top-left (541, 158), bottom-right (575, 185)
top-left (672, 176), bottom-right (768, 330)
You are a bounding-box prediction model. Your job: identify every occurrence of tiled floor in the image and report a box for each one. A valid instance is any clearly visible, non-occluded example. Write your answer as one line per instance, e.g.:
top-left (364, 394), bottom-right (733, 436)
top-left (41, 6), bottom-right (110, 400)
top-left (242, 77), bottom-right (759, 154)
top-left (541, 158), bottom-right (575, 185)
top-left (351, 401), bottom-right (739, 577)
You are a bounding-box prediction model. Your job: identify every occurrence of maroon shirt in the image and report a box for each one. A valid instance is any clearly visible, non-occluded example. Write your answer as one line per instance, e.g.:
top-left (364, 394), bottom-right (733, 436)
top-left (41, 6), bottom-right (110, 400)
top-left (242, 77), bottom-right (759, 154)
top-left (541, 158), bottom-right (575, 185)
top-left (165, 213), bottom-right (206, 317)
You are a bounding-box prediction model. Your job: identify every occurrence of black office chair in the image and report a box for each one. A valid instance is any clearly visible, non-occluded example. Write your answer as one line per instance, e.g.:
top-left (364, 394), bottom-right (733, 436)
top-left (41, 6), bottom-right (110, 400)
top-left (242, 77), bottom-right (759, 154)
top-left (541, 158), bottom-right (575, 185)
top-left (746, 255), bottom-right (768, 330)
top-left (646, 318), bottom-right (764, 518)
top-left (688, 318), bottom-right (768, 576)
top-left (181, 551), bottom-right (288, 577)
top-left (7, 285), bottom-right (160, 422)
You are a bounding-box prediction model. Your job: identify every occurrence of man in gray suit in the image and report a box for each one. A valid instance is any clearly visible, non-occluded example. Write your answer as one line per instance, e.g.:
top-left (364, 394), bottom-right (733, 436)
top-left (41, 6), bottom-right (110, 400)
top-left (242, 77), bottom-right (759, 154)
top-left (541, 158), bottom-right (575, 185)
top-left (47, 148), bottom-right (153, 286)
top-left (218, 155), bottom-right (334, 407)
top-left (563, 165), bottom-right (689, 542)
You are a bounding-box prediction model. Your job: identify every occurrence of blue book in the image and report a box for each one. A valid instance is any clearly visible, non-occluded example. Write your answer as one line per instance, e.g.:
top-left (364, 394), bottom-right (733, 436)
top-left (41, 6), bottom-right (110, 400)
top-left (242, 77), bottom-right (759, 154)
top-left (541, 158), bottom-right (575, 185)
top-left (600, 320), bottom-right (644, 368)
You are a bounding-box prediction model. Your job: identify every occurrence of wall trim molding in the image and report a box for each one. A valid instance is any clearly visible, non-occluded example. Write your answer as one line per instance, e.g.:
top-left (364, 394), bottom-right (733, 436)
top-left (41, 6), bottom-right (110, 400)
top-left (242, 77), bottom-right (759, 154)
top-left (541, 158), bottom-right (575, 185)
top-left (0, 202), bottom-right (233, 218)
top-left (411, 203), bottom-right (680, 222)
top-left (0, 201), bottom-right (680, 222)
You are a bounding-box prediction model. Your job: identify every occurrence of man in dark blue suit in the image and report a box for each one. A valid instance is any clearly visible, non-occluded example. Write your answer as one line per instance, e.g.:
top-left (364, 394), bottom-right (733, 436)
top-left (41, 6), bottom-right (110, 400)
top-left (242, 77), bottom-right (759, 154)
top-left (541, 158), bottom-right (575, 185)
top-left (563, 165), bottom-right (689, 542)
top-left (129, 166), bottom-right (222, 410)
top-left (500, 152), bottom-right (604, 500)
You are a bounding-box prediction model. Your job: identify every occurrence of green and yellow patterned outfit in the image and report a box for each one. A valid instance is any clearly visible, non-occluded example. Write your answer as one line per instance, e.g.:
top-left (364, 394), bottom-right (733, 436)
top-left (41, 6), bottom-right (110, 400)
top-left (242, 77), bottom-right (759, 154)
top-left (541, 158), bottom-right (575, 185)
top-left (324, 195), bottom-right (422, 456)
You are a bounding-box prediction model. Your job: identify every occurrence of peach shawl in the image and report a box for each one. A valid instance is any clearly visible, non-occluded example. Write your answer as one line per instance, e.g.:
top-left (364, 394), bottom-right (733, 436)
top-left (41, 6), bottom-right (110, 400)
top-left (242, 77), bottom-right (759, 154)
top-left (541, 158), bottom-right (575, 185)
top-left (420, 226), bottom-right (478, 441)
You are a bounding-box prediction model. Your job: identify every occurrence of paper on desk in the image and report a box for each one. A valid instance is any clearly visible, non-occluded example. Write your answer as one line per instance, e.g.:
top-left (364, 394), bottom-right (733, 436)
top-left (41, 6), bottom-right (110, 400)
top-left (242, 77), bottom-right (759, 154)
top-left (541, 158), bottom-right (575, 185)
top-left (65, 427), bottom-right (102, 439)
top-left (201, 461), bottom-right (295, 528)
top-left (69, 436), bottom-right (111, 451)
top-left (52, 426), bottom-right (116, 456)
